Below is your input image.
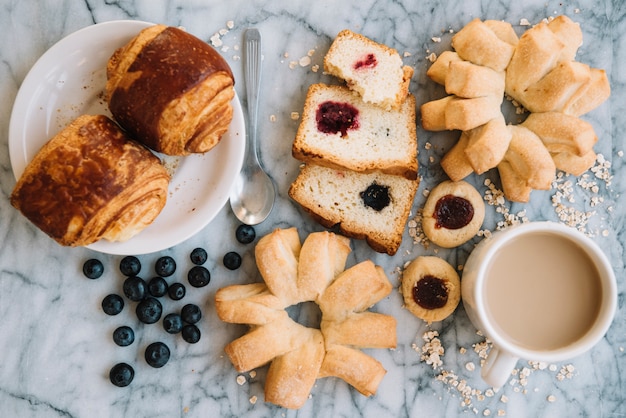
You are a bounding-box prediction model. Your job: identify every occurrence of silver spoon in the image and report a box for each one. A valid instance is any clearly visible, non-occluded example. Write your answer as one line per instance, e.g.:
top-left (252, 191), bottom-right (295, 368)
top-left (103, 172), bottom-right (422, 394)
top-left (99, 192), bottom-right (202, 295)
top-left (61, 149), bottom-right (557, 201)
top-left (229, 28), bottom-right (276, 225)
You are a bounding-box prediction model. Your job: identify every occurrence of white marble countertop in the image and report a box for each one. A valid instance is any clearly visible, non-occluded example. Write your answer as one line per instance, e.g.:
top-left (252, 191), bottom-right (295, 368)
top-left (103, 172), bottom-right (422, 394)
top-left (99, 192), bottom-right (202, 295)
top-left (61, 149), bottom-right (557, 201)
top-left (0, 0), bottom-right (624, 417)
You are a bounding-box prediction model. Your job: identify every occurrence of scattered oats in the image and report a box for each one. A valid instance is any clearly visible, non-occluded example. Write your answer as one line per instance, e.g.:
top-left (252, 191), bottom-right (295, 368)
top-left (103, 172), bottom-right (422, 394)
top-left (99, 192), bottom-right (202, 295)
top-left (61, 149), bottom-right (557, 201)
top-left (249, 370), bottom-right (257, 378)
top-left (497, 410), bottom-right (506, 416)
top-left (236, 375), bottom-right (246, 385)
top-left (269, 114), bottom-right (277, 122)
top-left (404, 51), bottom-right (412, 57)
top-left (459, 347), bottom-right (467, 354)
top-left (547, 395), bottom-right (556, 403)
top-left (290, 112), bottom-right (300, 120)
top-left (457, 264), bottom-right (464, 271)
top-left (485, 389), bottom-right (495, 397)
top-left (221, 46), bottom-right (230, 52)
top-left (283, 52), bottom-right (290, 58)
top-left (423, 188), bottom-right (431, 197)
top-left (289, 61), bottom-right (298, 69)
top-left (232, 55), bottom-right (240, 61)
top-left (210, 33), bottom-right (223, 47)
top-left (432, 36), bottom-right (442, 42)
top-left (219, 28), bottom-right (229, 36)
top-left (618, 150), bottom-right (624, 157)
top-left (426, 52), bottom-right (438, 63)
top-left (500, 395), bottom-right (509, 403)
top-left (466, 362), bottom-right (476, 372)
top-left (574, 8), bottom-right (580, 13)
top-left (424, 142), bottom-right (432, 150)
top-left (520, 18), bottom-right (531, 26)
top-left (549, 364), bottom-right (558, 372)
top-left (484, 409), bottom-right (492, 416)
top-left (307, 49), bottom-right (315, 56)
top-left (429, 156), bottom-right (435, 163)
top-left (299, 56), bottom-right (311, 67)
top-left (619, 346), bottom-right (624, 352)
top-left (408, 207), bottom-right (430, 248)
top-left (312, 64), bottom-right (320, 72)
top-left (420, 330), bottom-right (444, 369)
top-left (249, 395), bottom-right (258, 404)
top-left (226, 20), bottom-right (234, 29)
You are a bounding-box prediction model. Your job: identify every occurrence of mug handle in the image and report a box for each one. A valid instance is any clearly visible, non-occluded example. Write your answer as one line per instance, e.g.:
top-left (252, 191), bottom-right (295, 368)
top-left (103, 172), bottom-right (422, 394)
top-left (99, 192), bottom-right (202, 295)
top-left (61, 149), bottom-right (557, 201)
top-left (481, 346), bottom-right (518, 389)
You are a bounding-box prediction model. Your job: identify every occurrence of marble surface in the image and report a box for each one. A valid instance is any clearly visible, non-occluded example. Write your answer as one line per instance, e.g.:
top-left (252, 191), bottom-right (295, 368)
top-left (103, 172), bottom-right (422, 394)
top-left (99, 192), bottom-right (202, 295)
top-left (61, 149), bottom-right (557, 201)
top-left (0, 0), bottom-right (624, 417)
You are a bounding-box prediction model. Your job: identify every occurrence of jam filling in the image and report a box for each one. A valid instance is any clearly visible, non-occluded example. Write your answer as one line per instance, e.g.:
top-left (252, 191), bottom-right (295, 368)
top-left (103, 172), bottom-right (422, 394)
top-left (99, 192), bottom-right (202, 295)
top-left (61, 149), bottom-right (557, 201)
top-left (413, 275), bottom-right (448, 310)
top-left (434, 194), bottom-right (474, 230)
top-left (360, 182), bottom-right (390, 211)
top-left (354, 53), bottom-right (377, 70)
top-left (316, 101), bottom-right (359, 137)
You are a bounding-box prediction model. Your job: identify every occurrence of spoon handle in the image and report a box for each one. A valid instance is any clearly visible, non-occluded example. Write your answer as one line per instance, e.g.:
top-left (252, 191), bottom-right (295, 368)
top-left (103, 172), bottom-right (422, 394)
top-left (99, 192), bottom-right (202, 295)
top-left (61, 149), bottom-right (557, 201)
top-left (244, 29), bottom-right (261, 163)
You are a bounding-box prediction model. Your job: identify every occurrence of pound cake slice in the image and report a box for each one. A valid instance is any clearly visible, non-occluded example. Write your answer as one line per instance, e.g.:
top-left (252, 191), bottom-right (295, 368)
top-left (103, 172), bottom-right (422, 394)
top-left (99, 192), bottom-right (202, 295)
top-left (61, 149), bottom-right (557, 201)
top-left (289, 164), bottom-right (419, 255)
top-left (324, 29), bottom-right (413, 110)
top-left (292, 83), bottom-right (418, 180)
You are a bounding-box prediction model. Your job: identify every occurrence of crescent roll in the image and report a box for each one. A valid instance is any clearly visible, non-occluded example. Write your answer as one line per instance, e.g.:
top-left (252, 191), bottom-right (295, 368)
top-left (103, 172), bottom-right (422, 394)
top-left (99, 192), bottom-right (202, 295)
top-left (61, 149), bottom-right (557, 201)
top-left (10, 115), bottom-right (170, 247)
top-left (106, 25), bottom-right (235, 156)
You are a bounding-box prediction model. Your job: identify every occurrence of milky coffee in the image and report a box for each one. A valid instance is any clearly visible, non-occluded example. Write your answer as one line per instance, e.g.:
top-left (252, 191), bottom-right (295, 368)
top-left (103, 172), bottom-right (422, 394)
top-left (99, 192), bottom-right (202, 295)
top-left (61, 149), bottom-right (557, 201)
top-left (485, 232), bottom-right (602, 351)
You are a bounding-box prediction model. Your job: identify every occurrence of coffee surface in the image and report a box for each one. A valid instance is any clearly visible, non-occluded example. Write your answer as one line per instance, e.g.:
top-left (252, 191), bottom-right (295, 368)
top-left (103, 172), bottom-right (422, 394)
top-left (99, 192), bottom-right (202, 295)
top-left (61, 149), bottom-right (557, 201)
top-left (485, 232), bottom-right (602, 351)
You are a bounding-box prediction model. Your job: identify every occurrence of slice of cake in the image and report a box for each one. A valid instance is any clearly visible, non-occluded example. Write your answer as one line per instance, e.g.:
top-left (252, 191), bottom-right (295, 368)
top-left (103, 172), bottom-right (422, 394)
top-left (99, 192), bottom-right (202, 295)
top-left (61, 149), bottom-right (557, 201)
top-left (292, 83), bottom-right (418, 180)
top-left (324, 29), bottom-right (413, 110)
top-left (288, 164), bottom-right (419, 255)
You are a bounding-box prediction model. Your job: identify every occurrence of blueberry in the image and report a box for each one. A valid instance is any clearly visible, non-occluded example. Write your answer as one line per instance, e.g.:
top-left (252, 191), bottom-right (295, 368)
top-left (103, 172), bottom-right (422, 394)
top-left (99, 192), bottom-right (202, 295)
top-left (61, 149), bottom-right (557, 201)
top-left (147, 276), bottom-right (168, 298)
top-left (145, 342), bottom-right (170, 368)
top-left (163, 313), bottom-right (183, 334)
top-left (119, 256), bottom-right (141, 276)
top-left (83, 259), bottom-right (104, 279)
top-left (235, 224), bottom-right (256, 244)
top-left (112, 326), bottom-right (135, 347)
top-left (123, 276), bottom-right (147, 302)
top-left (155, 256), bottom-right (176, 277)
top-left (168, 282), bottom-right (186, 301)
top-left (190, 247), bottom-right (208, 265)
top-left (110, 362), bottom-right (134, 387)
top-left (136, 297), bottom-right (162, 324)
top-left (188, 266), bottom-right (210, 288)
top-left (102, 294), bottom-right (124, 316)
top-left (223, 252), bottom-right (242, 270)
top-left (181, 304), bottom-right (202, 324)
top-left (182, 324), bottom-right (201, 344)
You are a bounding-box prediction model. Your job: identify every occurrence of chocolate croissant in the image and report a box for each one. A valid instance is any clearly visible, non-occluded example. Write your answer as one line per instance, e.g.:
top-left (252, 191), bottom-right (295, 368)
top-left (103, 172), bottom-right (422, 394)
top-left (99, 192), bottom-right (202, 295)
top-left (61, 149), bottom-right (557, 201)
top-left (106, 25), bottom-right (235, 156)
top-left (10, 115), bottom-right (170, 247)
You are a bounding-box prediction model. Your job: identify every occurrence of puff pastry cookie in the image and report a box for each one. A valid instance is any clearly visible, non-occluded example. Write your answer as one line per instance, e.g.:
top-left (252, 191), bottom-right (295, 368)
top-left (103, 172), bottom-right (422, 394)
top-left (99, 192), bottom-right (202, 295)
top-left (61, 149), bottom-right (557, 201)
top-left (421, 16), bottom-right (610, 202)
top-left (215, 228), bottom-right (396, 409)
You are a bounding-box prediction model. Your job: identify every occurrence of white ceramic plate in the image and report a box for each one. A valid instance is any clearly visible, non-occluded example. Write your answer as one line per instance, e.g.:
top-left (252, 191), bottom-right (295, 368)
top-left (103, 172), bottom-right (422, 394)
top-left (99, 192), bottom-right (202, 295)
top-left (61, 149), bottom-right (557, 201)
top-left (9, 20), bottom-right (245, 255)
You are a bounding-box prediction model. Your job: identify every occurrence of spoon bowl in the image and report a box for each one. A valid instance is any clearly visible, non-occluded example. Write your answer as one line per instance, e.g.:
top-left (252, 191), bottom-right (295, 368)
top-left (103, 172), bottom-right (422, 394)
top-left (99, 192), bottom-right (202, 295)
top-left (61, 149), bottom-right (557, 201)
top-left (229, 28), bottom-right (276, 225)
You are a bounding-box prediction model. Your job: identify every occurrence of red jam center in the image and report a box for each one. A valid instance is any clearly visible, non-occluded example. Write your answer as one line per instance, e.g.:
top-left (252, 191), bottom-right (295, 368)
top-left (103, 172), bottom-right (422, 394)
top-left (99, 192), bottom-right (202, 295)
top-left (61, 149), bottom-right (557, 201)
top-left (413, 275), bottom-right (448, 310)
top-left (434, 194), bottom-right (474, 230)
top-left (354, 53), bottom-right (377, 70)
top-left (316, 101), bottom-right (359, 137)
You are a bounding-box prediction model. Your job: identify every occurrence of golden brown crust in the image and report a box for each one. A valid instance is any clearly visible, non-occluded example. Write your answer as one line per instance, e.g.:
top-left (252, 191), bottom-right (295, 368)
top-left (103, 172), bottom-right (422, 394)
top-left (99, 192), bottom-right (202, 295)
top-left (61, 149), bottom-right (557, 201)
top-left (401, 256), bottom-right (461, 324)
top-left (10, 115), bottom-right (169, 247)
top-left (106, 25), bottom-right (234, 155)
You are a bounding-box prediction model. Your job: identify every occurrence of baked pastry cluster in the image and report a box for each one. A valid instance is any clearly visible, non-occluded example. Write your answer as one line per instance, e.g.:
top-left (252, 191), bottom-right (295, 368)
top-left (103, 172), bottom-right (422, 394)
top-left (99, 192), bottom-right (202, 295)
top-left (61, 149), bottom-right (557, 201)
top-left (289, 30), bottom-right (419, 255)
top-left (215, 228), bottom-right (396, 409)
top-left (106, 25), bottom-right (235, 156)
top-left (421, 16), bottom-right (610, 202)
top-left (11, 24), bottom-right (234, 246)
top-left (401, 256), bottom-right (461, 323)
top-left (10, 115), bottom-right (170, 246)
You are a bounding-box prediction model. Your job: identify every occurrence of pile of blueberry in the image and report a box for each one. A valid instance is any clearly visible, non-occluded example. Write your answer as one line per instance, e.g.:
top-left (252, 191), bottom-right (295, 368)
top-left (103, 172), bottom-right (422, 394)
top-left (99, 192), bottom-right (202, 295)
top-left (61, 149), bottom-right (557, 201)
top-left (82, 224), bottom-right (256, 387)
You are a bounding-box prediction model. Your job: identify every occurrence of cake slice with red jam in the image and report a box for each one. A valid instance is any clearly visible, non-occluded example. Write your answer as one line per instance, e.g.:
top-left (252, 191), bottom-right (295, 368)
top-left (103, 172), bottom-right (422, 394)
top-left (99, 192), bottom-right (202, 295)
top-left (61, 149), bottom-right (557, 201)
top-left (324, 29), bottom-right (414, 110)
top-left (292, 83), bottom-right (418, 180)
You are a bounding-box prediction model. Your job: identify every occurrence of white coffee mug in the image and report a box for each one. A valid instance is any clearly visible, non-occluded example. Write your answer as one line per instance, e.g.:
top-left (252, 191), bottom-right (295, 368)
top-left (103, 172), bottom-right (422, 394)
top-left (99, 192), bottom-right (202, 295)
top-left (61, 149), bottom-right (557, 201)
top-left (461, 221), bottom-right (617, 388)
